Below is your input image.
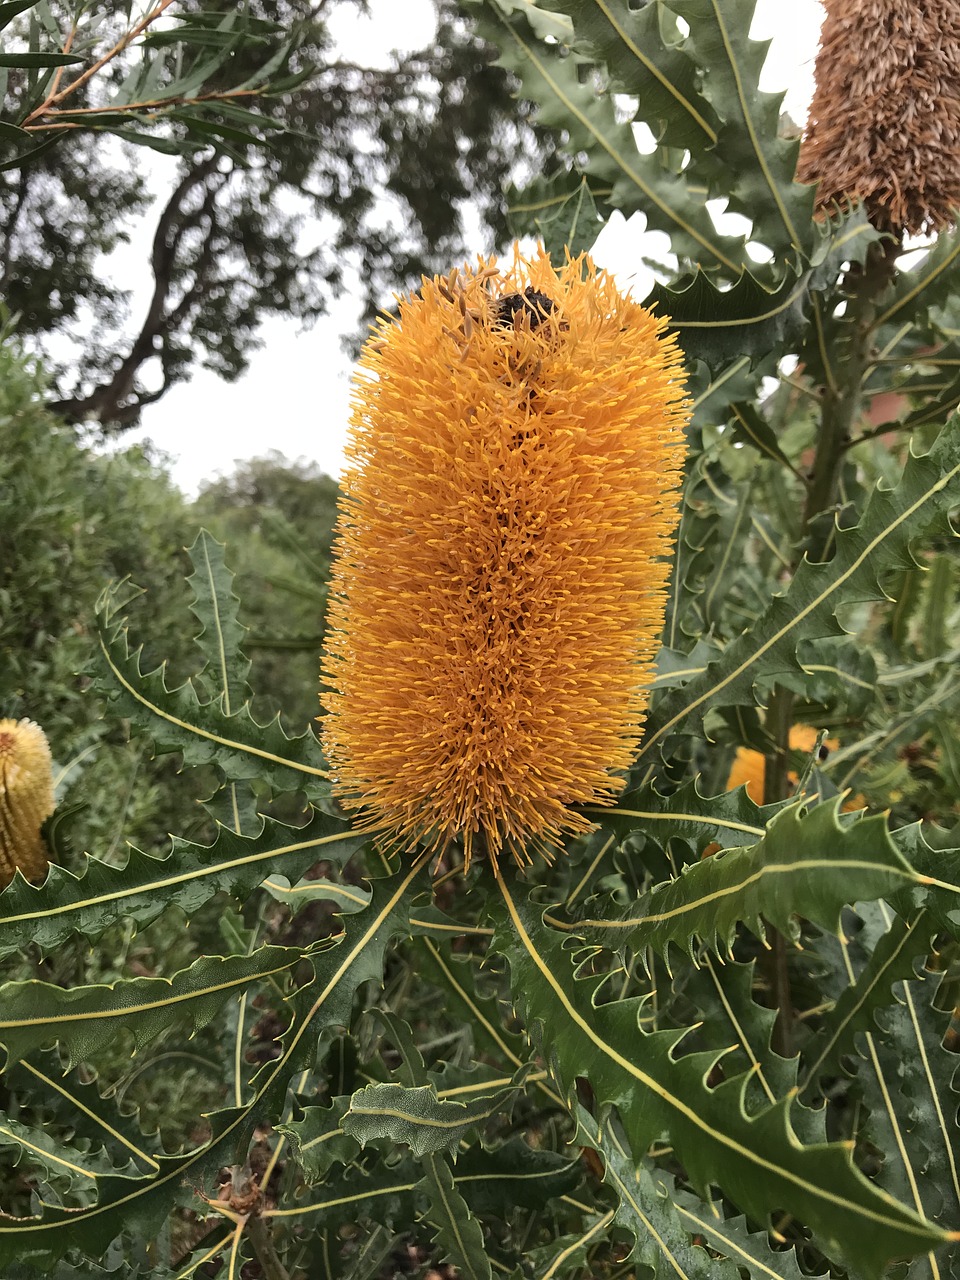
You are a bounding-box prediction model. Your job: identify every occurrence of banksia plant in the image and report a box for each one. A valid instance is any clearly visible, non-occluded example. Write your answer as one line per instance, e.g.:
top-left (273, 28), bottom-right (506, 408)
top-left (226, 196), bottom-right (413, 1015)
top-left (10, 4), bottom-right (960, 1277)
top-left (796, 0), bottom-right (960, 234)
top-left (321, 247), bottom-right (689, 870)
top-left (0, 717), bottom-right (54, 888)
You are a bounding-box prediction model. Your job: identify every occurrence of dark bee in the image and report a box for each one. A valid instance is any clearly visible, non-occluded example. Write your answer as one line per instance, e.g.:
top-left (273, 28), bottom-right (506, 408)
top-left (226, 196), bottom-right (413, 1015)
top-left (494, 287), bottom-right (556, 330)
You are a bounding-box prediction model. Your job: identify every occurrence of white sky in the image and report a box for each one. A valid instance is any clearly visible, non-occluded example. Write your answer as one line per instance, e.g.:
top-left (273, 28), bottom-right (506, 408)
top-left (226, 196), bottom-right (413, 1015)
top-left (122, 0), bottom-right (825, 495)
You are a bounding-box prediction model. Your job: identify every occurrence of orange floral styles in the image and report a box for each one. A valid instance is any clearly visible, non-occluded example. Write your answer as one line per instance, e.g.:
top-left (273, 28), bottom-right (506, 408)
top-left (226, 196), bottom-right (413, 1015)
top-left (797, 0), bottom-right (960, 235)
top-left (0, 718), bottom-right (54, 888)
top-left (321, 248), bottom-right (689, 870)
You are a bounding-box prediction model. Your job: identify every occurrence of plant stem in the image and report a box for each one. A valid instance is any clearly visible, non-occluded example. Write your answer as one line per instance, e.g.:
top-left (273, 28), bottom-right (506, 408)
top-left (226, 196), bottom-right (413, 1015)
top-left (247, 1216), bottom-right (292, 1280)
top-left (761, 236), bottom-right (900, 1056)
top-left (803, 236), bottom-right (901, 544)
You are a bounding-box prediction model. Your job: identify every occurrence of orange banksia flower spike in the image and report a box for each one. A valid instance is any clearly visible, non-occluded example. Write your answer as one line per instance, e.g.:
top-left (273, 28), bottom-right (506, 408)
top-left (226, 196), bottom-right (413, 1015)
top-left (0, 718), bottom-right (55, 888)
top-left (797, 0), bottom-right (960, 235)
top-left (321, 247), bottom-right (690, 871)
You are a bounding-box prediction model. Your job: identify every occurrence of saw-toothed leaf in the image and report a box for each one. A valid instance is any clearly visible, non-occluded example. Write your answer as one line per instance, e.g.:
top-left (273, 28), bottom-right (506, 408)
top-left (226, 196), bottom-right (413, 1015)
top-left (844, 909), bottom-right (960, 1271)
top-left (676, 955), bottom-right (821, 1132)
top-left (185, 529), bottom-right (252, 715)
top-left (671, 1184), bottom-right (816, 1279)
top-left (890, 826), bottom-right (960, 938)
top-left (688, 352), bottom-right (771, 429)
top-left (0, 945), bottom-right (303, 1071)
top-left (876, 229), bottom-right (960, 335)
top-left (489, 874), bottom-right (950, 1278)
top-left (418, 1150), bottom-right (492, 1280)
top-left (506, 170), bottom-right (607, 257)
top-left (5, 1054), bottom-right (162, 1175)
top-left (553, 802), bottom-right (919, 959)
top-left (0, 1113), bottom-right (145, 1190)
top-left (95, 581), bottom-right (329, 800)
top-left (343, 1066), bottom-right (531, 1159)
top-left (582, 776), bottom-right (779, 859)
top-left (571, 1108), bottom-right (739, 1279)
top-left (278, 1096), bottom-right (360, 1183)
top-left (0, 808), bottom-right (366, 958)
top-left (799, 910), bottom-right (935, 1098)
top-left (676, 0), bottom-right (814, 259)
top-left (635, 414), bottom-right (960, 768)
top-left (0, 860), bottom-right (427, 1266)
top-left (450, 1138), bottom-right (580, 1217)
top-left (645, 265), bottom-right (810, 367)
top-left (466, 0), bottom-right (747, 274)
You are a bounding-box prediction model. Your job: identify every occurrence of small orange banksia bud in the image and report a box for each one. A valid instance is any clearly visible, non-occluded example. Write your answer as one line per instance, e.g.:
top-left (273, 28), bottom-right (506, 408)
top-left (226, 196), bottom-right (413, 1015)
top-left (0, 718), bottom-right (55, 888)
top-left (797, 0), bottom-right (960, 235)
top-left (321, 247), bottom-right (689, 870)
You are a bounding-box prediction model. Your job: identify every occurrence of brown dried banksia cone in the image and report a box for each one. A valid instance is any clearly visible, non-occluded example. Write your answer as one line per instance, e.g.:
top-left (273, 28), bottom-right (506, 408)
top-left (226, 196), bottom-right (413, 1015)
top-left (797, 0), bottom-right (960, 235)
top-left (321, 247), bottom-right (689, 871)
top-left (0, 718), bottom-right (55, 888)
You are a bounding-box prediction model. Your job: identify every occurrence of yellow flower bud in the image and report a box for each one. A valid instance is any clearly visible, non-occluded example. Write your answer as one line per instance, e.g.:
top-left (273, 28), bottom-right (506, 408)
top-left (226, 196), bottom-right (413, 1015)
top-left (321, 247), bottom-right (689, 870)
top-left (0, 718), bottom-right (55, 888)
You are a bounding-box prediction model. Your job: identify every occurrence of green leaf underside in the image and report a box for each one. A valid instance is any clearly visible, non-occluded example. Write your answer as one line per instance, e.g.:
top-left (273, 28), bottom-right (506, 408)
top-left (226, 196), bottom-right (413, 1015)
top-left (636, 414), bottom-right (960, 768)
top-left (342, 1066), bottom-right (531, 1158)
top-left (490, 874), bottom-right (950, 1278)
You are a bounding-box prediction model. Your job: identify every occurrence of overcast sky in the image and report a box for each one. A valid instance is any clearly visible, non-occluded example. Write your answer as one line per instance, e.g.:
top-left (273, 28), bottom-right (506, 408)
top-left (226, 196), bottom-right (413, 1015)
top-left (121, 0), bottom-right (825, 495)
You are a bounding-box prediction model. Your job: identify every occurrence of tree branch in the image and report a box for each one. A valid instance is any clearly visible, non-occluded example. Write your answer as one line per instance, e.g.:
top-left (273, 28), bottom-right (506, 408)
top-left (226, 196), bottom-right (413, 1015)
top-left (48, 155), bottom-right (224, 429)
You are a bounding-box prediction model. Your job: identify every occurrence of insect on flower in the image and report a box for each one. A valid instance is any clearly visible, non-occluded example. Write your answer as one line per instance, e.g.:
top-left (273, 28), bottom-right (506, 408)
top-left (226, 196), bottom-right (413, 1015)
top-left (321, 246), bottom-right (690, 872)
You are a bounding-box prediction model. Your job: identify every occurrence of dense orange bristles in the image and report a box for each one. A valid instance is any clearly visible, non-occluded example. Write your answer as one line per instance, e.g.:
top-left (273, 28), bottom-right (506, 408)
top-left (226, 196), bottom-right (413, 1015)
top-left (321, 247), bottom-right (689, 870)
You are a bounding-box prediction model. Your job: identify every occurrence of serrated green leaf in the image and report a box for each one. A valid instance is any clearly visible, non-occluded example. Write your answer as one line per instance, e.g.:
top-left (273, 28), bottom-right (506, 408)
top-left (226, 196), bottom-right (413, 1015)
top-left (635, 414), bottom-right (960, 768)
top-left (678, 0), bottom-right (814, 259)
top-left (186, 530), bottom-right (252, 717)
top-left (7, 1054), bottom-right (162, 1175)
top-left (507, 170), bottom-right (605, 257)
top-left (467, 0), bottom-right (747, 273)
top-left (343, 1066), bottom-right (530, 1159)
top-left (0, 1113), bottom-right (144, 1188)
top-left (554, 802), bottom-right (919, 958)
top-left (672, 1185), bottom-right (815, 1279)
top-left (490, 873), bottom-right (950, 1277)
top-left (877, 231), bottom-right (960, 334)
top-left (554, 0), bottom-right (720, 152)
top-left (96, 581), bottom-right (329, 799)
top-left (644, 263), bottom-right (814, 367)
top-left (0, 808), bottom-right (366, 959)
top-left (576, 1110), bottom-right (740, 1279)
top-left (278, 1096), bottom-right (360, 1183)
top-left (0, 945), bottom-right (303, 1071)
top-left (799, 910), bottom-right (934, 1098)
top-left (418, 1151), bottom-right (492, 1280)
top-left (451, 1138), bottom-right (581, 1217)
top-left (583, 776), bottom-right (777, 858)
top-left (0, 859), bottom-right (428, 1266)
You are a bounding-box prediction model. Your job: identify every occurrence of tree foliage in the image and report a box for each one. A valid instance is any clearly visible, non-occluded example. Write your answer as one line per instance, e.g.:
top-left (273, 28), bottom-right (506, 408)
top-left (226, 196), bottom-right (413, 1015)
top-left (1, 1), bottom-right (960, 1278)
top-left (0, 0), bottom-right (557, 428)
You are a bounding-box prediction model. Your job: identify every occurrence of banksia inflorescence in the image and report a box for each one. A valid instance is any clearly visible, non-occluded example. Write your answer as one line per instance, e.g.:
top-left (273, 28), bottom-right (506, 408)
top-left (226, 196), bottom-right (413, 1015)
top-left (0, 718), bottom-right (54, 888)
top-left (321, 247), bottom-right (689, 870)
top-left (796, 0), bottom-right (960, 235)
